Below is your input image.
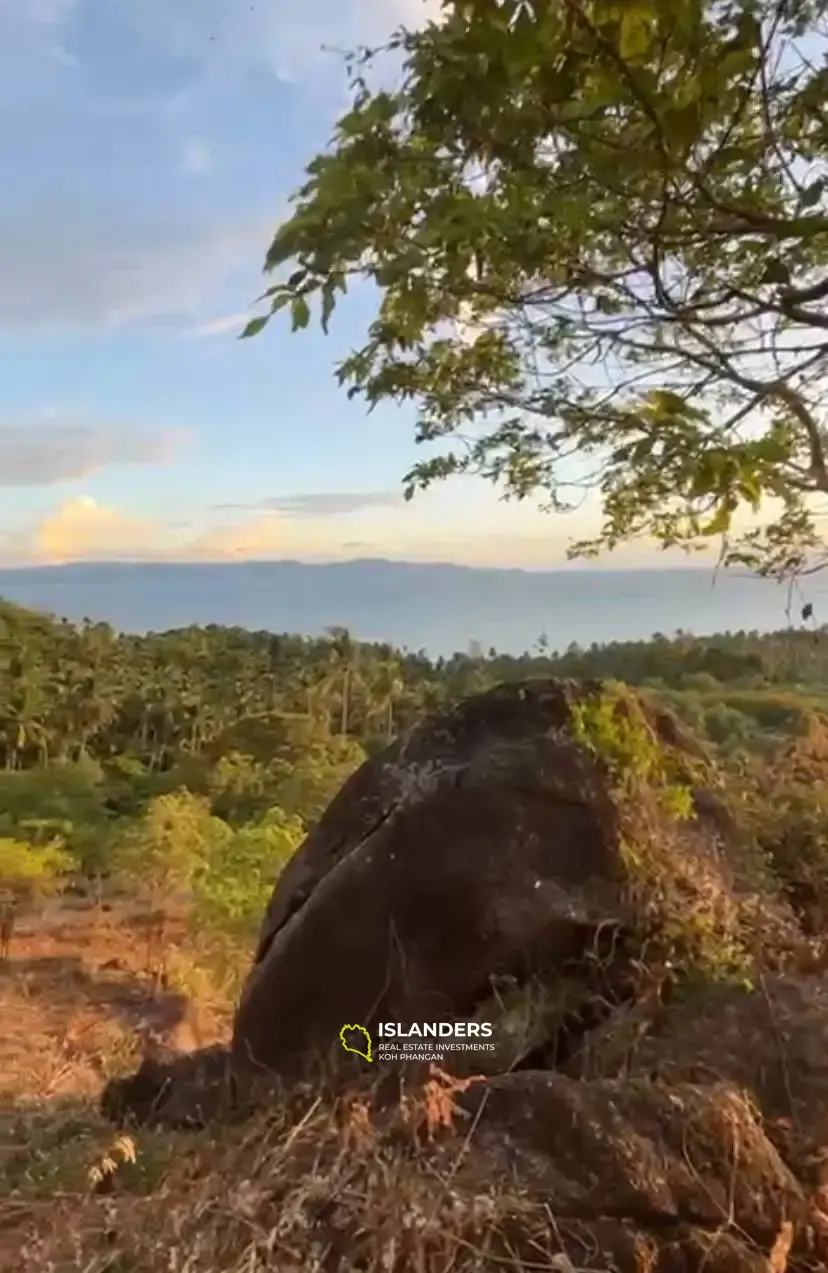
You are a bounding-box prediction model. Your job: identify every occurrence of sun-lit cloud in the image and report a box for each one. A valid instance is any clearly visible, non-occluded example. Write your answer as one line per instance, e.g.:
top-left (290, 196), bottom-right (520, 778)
top-left (32, 496), bottom-right (165, 562)
top-left (186, 514), bottom-right (513, 564)
top-left (186, 516), bottom-right (328, 560)
top-left (1, 485), bottom-right (666, 571)
top-left (0, 421), bottom-right (179, 485)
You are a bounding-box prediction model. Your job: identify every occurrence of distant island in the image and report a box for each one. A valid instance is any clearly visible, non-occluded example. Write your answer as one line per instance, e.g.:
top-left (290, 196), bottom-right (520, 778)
top-left (0, 558), bottom-right (816, 655)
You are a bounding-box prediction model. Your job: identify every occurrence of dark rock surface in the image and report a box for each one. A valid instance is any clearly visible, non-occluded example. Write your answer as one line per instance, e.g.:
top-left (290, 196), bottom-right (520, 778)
top-left (231, 679), bottom-right (744, 1076)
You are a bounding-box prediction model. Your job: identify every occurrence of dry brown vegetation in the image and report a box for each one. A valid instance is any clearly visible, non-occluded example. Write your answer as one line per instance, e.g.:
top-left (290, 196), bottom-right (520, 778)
top-left (0, 909), bottom-right (574, 1273)
top-left (7, 1073), bottom-right (551, 1273)
top-left (0, 900), bottom-right (237, 1266)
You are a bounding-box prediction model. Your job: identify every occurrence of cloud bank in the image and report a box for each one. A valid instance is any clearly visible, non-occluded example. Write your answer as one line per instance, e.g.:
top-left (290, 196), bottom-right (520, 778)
top-left (0, 207), bottom-right (268, 333)
top-left (215, 491), bottom-right (402, 516)
top-left (0, 422), bottom-right (178, 485)
top-left (1, 489), bottom-right (592, 570)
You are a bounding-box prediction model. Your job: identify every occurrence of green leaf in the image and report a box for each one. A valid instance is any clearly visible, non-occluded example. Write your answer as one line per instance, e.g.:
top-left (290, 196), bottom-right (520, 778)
top-left (291, 295), bottom-right (311, 331)
top-left (239, 315), bottom-right (270, 340)
top-left (703, 504), bottom-right (733, 536)
top-left (663, 102), bottom-right (701, 148)
top-left (619, 11), bottom-right (651, 60)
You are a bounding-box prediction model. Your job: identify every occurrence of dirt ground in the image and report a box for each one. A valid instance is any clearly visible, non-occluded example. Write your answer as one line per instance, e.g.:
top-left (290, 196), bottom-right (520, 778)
top-left (0, 899), bottom-right (237, 1267)
top-left (1, 903), bottom-right (233, 1100)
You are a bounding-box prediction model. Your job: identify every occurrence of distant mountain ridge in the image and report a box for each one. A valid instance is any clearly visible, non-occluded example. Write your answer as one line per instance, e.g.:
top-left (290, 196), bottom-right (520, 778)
top-left (0, 558), bottom-right (816, 655)
top-left (0, 557), bottom-right (559, 580)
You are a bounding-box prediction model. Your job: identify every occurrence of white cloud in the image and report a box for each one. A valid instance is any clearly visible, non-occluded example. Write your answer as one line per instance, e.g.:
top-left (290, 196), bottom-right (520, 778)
top-left (214, 490), bottom-right (403, 516)
top-left (0, 0), bottom-right (446, 333)
top-left (0, 0), bottom-right (443, 109)
top-left (181, 136), bottom-right (213, 176)
top-left (0, 420), bottom-right (179, 485)
top-left (0, 0), bottom-right (77, 92)
top-left (0, 205), bottom-right (268, 331)
top-left (0, 0), bottom-right (444, 104)
top-left (20, 0), bottom-right (75, 26)
top-left (107, 0), bottom-right (443, 84)
top-left (192, 311), bottom-right (253, 338)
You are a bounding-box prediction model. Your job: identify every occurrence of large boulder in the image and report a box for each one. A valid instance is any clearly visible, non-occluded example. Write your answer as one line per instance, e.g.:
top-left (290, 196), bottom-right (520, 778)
top-left (95, 676), bottom-right (828, 1273)
top-left (230, 678), bottom-right (777, 1079)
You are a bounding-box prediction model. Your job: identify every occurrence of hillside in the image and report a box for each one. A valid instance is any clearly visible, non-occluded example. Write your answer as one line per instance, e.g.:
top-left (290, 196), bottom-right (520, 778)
top-left (5, 599), bottom-right (828, 1270)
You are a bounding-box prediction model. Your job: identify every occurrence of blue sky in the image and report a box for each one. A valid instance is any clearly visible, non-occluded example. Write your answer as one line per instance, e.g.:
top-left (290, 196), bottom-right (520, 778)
top-left (0, 0), bottom-right (687, 570)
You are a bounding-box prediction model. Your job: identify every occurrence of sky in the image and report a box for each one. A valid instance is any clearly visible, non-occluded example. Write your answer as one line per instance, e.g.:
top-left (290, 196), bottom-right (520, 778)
top-left (0, 0), bottom-right (702, 571)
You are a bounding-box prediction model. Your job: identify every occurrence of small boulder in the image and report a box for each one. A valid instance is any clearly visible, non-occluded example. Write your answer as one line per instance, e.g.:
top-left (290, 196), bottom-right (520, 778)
top-left (100, 1045), bottom-right (234, 1129)
top-left (568, 973), bottom-right (828, 1181)
top-left (453, 1071), bottom-right (814, 1271)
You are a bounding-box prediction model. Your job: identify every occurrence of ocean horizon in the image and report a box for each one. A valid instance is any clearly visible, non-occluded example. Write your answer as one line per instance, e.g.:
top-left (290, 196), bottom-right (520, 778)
top-left (0, 558), bottom-right (825, 656)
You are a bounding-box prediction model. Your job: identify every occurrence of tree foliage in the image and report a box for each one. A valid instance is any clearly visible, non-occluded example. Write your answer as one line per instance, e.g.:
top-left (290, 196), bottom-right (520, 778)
top-left (6, 594), bottom-right (828, 947)
top-left (0, 837), bottom-right (72, 900)
top-left (192, 808), bottom-right (305, 937)
top-left (111, 791), bottom-right (230, 916)
top-left (0, 758), bottom-right (113, 874)
top-left (248, 0), bottom-right (828, 577)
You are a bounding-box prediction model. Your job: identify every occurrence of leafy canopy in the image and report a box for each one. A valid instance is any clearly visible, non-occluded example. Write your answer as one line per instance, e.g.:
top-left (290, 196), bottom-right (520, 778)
top-left (247, 0), bottom-right (828, 577)
top-left (0, 837), bottom-right (72, 897)
top-left (192, 808), bottom-right (304, 937)
top-left (111, 790), bottom-right (231, 910)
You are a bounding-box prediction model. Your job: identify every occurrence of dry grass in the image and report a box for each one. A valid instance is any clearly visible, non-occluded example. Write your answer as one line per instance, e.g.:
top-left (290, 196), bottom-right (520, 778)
top-left (0, 900), bottom-right (803, 1273)
top-left (0, 899), bottom-right (241, 1267)
top-left (0, 903), bottom-right (581, 1273)
top-left (9, 1065), bottom-right (802, 1273)
top-left (0, 904), bottom-right (233, 1100)
top-left (8, 1073), bottom-right (571, 1273)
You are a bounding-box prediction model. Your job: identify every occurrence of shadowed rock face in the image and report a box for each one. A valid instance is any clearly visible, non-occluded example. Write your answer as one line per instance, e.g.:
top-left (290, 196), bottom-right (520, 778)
top-left (229, 678), bottom-right (735, 1078)
top-left (100, 1046), bottom-right (234, 1129)
top-left (458, 1071), bottom-right (806, 1231)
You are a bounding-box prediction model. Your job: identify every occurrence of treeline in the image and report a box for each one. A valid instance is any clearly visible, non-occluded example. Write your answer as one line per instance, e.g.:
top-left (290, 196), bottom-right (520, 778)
top-left (2, 597), bottom-right (828, 772)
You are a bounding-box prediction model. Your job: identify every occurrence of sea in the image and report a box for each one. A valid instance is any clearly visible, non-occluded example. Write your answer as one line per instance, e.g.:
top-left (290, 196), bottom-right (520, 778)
top-left (0, 559), bottom-right (825, 657)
